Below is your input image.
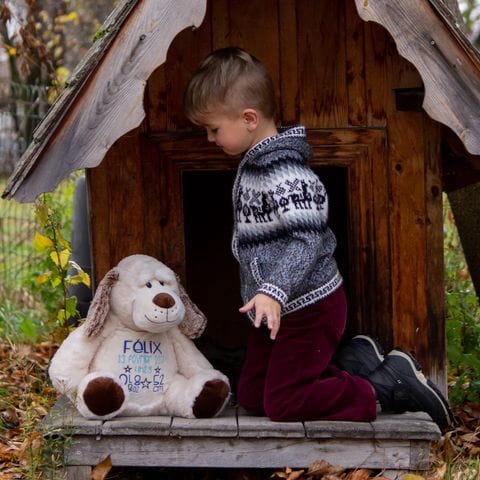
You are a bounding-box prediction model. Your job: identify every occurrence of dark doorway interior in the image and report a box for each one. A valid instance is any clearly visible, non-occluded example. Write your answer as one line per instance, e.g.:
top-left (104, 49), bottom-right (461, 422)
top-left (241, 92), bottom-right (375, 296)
top-left (183, 167), bottom-right (349, 389)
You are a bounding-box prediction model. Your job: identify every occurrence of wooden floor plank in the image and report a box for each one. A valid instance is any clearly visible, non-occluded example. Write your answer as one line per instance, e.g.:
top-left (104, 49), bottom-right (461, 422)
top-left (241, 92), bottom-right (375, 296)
top-left (101, 415), bottom-right (172, 436)
top-left (65, 436), bottom-right (422, 469)
top-left (42, 396), bottom-right (102, 436)
top-left (170, 407), bottom-right (238, 437)
top-left (370, 412), bottom-right (440, 440)
top-left (44, 398), bottom-right (440, 472)
top-left (238, 414), bottom-right (306, 438)
top-left (304, 419), bottom-right (374, 439)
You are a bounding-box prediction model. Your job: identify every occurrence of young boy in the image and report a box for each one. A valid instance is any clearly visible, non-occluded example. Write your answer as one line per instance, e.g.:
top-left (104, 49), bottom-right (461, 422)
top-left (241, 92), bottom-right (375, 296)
top-left (184, 47), bottom-right (453, 431)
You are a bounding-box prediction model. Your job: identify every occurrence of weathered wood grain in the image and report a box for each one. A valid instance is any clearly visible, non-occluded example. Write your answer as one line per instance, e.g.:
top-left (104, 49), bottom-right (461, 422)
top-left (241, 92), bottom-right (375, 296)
top-left (101, 415), bottom-right (172, 436)
top-left (345, 0), bottom-right (367, 126)
top-left (304, 404), bottom-right (440, 442)
top-left (64, 466), bottom-right (92, 480)
top-left (388, 109), bottom-right (429, 355)
top-left (44, 398), bottom-right (439, 474)
top-left (238, 413), bottom-right (305, 438)
top-left (165, 5), bottom-right (212, 131)
top-left (42, 397), bottom-right (102, 436)
top-left (170, 409), bottom-right (238, 437)
top-left (297, 0), bottom-right (349, 127)
top-left (278, 0), bottom-right (298, 124)
top-left (64, 435), bottom-right (426, 470)
top-left (2, 0), bottom-right (139, 201)
top-left (423, 117), bottom-right (446, 391)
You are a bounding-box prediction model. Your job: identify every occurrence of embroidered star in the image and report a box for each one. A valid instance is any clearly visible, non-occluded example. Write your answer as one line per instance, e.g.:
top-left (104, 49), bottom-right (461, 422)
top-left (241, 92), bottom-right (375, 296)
top-left (141, 378), bottom-right (151, 389)
top-left (155, 367), bottom-right (162, 374)
top-left (124, 366), bottom-right (132, 373)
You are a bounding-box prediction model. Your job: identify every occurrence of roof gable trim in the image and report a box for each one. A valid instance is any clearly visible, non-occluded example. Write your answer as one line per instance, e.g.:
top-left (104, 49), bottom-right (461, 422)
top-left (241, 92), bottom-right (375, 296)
top-left (355, 0), bottom-right (480, 156)
top-left (3, 0), bottom-right (207, 202)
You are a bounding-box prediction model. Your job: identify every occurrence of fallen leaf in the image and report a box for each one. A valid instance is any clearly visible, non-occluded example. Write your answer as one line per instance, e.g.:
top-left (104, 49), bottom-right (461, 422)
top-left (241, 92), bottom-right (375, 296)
top-left (426, 462), bottom-right (447, 480)
top-left (0, 407), bottom-right (20, 427)
top-left (271, 467), bottom-right (305, 480)
top-left (308, 459), bottom-right (345, 478)
top-left (271, 467), bottom-right (290, 479)
top-left (462, 403), bottom-right (480, 420)
top-left (287, 470), bottom-right (304, 480)
top-left (346, 469), bottom-right (372, 480)
top-left (400, 474), bottom-right (425, 480)
top-left (460, 432), bottom-right (479, 443)
top-left (91, 455), bottom-right (112, 480)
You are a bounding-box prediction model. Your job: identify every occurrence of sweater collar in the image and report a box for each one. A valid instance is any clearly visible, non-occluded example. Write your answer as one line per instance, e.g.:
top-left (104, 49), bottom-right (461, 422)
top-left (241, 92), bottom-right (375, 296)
top-left (243, 125), bottom-right (306, 162)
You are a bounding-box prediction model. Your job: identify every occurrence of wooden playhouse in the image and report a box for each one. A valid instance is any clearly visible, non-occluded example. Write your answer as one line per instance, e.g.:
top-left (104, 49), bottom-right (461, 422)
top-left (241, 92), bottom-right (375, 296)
top-left (3, 0), bottom-right (480, 477)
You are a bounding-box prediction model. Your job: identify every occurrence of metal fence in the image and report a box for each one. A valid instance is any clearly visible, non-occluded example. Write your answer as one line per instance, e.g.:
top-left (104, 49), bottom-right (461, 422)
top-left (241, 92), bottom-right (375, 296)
top-left (0, 79), bottom-right (53, 308)
top-left (0, 194), bottom-right (39, 307)
top-left (0, 79), bottom-right (50, 176)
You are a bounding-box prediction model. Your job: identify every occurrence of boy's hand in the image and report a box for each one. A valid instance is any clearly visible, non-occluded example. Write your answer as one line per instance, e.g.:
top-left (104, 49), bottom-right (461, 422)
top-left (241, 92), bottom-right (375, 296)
top-left (239, 294), bottom-right (281, 340)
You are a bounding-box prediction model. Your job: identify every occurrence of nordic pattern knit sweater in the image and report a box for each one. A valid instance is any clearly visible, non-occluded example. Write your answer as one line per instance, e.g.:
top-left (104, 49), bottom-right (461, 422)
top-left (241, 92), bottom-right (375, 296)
top-left (231, 126), bottom-right (343, 322)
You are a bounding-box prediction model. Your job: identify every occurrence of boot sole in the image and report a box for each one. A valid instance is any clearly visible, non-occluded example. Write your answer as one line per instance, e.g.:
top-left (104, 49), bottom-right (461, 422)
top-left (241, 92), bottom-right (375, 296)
top-left (388, 349), bottom-right (453, 430)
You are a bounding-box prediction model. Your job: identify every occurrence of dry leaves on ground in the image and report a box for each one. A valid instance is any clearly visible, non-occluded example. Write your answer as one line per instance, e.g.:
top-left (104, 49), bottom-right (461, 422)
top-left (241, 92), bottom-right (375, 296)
top-left (0, 340), bottom-right (58, 479)
top-left (92, 455), bottom-right (113, 480)
top-left (0, 339), bottom-right (479, 479)
top-left (272, 459), bottom-right (401, 480)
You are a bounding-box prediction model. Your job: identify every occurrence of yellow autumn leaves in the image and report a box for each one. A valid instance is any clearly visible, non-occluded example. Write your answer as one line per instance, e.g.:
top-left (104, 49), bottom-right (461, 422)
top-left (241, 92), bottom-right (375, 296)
top-left (33, 200), bottom-right (90, 324)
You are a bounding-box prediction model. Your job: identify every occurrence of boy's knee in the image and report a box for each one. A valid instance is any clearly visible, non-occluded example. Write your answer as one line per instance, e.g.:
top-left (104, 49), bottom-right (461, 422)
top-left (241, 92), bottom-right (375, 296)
top-left (263, 393), bottom-right (295, 421)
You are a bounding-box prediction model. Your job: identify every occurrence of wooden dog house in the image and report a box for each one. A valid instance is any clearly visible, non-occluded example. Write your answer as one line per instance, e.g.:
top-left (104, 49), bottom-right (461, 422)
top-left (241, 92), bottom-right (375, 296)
top-left (3, 0), bottom-right (480, 476)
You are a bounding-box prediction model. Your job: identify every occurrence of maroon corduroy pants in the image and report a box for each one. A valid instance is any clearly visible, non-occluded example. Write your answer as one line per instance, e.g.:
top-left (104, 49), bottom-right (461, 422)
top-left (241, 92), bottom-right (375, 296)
top-left (237, 287), bottom-right (377, 422)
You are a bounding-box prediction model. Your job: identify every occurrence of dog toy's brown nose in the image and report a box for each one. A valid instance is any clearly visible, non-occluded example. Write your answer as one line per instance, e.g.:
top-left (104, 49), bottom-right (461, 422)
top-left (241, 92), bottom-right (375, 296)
top-left (153, 292), bottom-right (175, 309)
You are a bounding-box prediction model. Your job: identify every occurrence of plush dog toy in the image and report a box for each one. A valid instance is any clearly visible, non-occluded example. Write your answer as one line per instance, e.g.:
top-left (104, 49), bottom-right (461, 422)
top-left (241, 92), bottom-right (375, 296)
top-left (49, 254), bottom-right (230, 420)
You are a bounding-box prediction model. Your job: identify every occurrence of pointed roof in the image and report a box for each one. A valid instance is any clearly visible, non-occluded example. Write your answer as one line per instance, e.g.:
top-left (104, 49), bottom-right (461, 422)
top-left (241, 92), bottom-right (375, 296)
top-left (3, 0), bottom-right (480, 202)
top-left (2, 0), bottom-right (207, 202)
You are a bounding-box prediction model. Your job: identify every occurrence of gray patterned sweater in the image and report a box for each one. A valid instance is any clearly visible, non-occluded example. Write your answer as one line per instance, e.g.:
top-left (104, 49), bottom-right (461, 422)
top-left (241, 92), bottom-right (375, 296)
top-left (231, 126), bottom-right (343, 322)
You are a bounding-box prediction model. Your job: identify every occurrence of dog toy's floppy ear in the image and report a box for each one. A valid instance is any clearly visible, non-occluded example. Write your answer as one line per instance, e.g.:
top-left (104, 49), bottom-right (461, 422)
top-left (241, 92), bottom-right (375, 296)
top-left (84, 268), bottom-right (119, 337)
top-left (175, 275), bottom-right (207, 339)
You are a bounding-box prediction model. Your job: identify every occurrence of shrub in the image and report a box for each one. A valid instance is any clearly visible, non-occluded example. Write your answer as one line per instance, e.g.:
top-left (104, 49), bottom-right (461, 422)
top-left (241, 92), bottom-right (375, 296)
top-left (444, 195), bottom-right (480, 405)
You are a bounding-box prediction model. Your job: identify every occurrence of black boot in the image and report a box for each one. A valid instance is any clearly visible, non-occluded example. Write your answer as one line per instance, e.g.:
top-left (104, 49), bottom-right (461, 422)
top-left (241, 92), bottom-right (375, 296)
top-left (368, 349), bottom-right (454, 432)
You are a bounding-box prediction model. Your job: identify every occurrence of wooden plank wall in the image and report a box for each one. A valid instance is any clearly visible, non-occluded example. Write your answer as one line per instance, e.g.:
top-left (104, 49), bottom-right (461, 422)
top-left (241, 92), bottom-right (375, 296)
top-left (89, 0), bottom-right (445, 384)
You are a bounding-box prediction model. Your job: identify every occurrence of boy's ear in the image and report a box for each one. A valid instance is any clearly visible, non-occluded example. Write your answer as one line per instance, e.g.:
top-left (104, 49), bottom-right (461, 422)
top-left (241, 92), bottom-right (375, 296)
top-left (242, 108), bottom-right (259, 130)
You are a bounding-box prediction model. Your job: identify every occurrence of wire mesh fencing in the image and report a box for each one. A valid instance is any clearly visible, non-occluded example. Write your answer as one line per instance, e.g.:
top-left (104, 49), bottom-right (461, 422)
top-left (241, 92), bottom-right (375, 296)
top-left (0, 195), bottom-right (40, 308)
top-left (0, 79), bottom-right (50, 177)
top-left (0, 79), bottom-right (57, 309)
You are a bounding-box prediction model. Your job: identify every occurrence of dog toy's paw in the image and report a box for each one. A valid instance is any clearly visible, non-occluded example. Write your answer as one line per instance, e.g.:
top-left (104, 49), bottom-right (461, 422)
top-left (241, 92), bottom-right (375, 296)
top-left (192, 379), bottom-right (230, 418)
top-left (79, 373), bottom-right (126, 418)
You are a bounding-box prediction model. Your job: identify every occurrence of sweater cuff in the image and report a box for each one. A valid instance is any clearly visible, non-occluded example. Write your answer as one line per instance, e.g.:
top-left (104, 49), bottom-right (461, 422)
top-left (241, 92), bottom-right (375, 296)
top-left (258, 283), bottom-right (288, 307)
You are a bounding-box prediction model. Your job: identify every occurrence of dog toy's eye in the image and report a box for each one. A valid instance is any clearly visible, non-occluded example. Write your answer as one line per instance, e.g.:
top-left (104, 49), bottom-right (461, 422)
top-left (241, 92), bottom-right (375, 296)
top-left (146, 282), bottom-right (152, 288)
top-left (159, 281), bottom-right (164, 286)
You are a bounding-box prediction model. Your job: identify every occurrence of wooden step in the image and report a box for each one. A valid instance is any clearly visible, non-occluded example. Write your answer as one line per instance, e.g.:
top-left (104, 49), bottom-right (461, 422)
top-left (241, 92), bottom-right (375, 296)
top-left (43, 397), bottom-right (440, 479)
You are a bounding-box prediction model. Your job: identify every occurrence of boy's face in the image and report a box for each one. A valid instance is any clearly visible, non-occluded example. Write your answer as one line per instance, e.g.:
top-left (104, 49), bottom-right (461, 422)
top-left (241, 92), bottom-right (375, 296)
top-left (198, 110), bottom-right (255, 156)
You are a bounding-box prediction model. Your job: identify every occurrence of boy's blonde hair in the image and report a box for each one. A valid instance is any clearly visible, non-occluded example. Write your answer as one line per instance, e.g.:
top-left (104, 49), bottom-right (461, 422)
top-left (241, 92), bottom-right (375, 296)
top-left (184, 47), bottom-right (276, 123)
